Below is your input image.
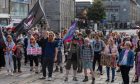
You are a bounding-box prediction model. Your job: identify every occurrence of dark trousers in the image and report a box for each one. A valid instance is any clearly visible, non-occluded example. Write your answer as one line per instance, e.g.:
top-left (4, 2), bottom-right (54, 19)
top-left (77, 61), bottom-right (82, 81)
top-left (42, 58), bottom-right (54, 77)
top-left (77, 59), bottom-right (83, 71)
top-left (120, 65), bottom-right (131, 84)
top-left (93, 52), bottom-right (102, 73)
top-left (13, 56), bottom-right (21, 71)
top-left (0, 53), bottom-right (5, 67)
top-left (24, 48), bottom-right (28, 64)
top-left (29, 56), bottom-right (39, 67)
top-left (106, 67), bottom-right (115, 80)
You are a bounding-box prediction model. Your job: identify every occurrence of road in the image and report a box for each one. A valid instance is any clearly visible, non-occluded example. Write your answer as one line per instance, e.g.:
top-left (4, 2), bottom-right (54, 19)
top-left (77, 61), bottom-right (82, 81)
top-left (0, 62), bottom-right (137, 84)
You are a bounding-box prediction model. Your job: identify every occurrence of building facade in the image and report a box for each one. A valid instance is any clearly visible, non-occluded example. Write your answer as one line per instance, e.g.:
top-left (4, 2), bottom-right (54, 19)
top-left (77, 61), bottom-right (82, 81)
top-left (102, 0), bottom-right (140, 29)
top-left (44, 0), bottom-right (75, 32)
top-left (0, 0), bottom-right (37, 19)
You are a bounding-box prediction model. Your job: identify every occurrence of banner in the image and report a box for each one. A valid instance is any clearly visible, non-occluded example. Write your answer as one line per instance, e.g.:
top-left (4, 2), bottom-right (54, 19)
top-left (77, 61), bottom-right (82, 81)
top-left (27, 47), bottom-right (42, 55)
top-left (14, 0), bottom-right (45, 37)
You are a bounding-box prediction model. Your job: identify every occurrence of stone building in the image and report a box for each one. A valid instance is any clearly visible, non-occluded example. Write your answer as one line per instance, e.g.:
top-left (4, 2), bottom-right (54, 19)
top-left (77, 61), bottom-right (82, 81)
top-left (102, 0), bottom-right (140, 29)
top-left (43, 0), bottom-right (75, 32)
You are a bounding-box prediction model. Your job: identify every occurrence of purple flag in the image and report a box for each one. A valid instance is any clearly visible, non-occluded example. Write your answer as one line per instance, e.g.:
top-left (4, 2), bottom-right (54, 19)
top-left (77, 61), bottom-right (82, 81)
top-left (63, 22), bottom-right (77, 42)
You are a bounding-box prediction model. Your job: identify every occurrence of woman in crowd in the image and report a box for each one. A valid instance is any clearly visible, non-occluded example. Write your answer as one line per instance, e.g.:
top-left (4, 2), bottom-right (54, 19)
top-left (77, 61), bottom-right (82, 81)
top-left (54, 33), bottom-right (63, 73)
top-left (117, 41), bottom-right (134, 84)
top-left (92, 35), bottom-right (105, 75)
top-left (27, 36), bottom-right (40, 73)
top-left (40, 31), bottom-right (58, 81)
top-left (3, 34), bottom-right (16, 75)
top-left (64, 37), bottom-right (80, 81)
top-left (133, 39), bottom-right (140, 83)
top-left (104, 38), bottom-right (118, 82)
top-left (80, 38), bottom-right (95, 84)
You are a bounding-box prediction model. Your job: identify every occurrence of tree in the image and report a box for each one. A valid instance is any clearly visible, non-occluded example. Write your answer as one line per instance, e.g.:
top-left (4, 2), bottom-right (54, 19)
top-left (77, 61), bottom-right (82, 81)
top-left (87, 0), bottom-right (106, 23)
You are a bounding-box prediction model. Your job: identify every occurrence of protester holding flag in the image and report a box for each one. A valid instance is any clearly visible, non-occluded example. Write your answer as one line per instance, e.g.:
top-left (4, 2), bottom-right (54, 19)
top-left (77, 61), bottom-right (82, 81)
top-left (64, 37), bottom-right (80, 81)
top-left (2, 34), bottom-right (15, 75)
top-left (40, 31), bottom-right (58, 81)
top-left (27, 36), bottom-right (40, 73)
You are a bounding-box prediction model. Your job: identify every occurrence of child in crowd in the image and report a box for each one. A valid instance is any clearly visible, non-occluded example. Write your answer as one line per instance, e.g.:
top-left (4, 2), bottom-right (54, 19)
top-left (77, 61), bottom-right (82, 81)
top-left (13, 41), bottom-right (23, 73)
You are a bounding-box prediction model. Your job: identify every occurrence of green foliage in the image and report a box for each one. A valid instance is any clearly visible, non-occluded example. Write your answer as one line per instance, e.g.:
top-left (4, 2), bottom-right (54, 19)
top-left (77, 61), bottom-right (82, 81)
top-left (87, 0), bottom-right (106, 22)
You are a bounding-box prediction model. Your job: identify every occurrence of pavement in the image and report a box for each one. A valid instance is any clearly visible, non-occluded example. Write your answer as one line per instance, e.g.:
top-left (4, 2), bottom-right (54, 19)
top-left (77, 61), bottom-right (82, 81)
top-left (0, 62), bottom-right (139, 84)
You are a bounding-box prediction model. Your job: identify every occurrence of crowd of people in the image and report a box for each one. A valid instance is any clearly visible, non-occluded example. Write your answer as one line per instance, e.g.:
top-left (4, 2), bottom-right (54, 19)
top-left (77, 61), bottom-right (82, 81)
top-left (0, 28), bottom-right (140, 84)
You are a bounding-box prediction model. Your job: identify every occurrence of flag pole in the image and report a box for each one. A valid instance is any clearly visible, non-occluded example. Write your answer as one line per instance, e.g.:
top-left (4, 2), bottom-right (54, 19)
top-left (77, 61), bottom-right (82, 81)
top-left (60, 0), bottom-right (62, 37)
top-left (39, 0), bottom-right (50, 30)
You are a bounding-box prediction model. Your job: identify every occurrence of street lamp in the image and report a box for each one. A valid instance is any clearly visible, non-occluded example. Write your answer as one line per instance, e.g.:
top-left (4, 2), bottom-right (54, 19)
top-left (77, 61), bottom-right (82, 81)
top-left (110, 0), bottom-right (113, 29)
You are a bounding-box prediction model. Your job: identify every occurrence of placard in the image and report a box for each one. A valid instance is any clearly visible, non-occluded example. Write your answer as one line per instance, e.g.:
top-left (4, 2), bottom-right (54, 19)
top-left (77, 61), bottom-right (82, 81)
top-left (27, 47), bottom-right (42, 55)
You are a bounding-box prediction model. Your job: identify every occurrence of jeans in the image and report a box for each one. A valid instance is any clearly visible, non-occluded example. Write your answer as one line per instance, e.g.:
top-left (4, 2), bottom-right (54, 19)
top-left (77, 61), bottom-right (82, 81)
top-left (29, 56), bottom-right (39, 67)
top-left (5, 54), bottom-right (14, 72)
top-left (93, 52), bottom-right (102, 73)
top-left (120, 65), bottom-right (131, 84)
top-left (106, 67), bottom-right (115, 80)
top-left (13, 56), bottom-right (21, 71)
top-left (42, 58), bottom-right (54, 77)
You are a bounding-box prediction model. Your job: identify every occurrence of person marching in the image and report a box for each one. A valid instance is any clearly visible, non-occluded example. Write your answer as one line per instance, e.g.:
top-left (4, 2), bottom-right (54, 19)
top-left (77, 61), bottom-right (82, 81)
top-left (54, 33), bottom-right (63, 73)
top-left (133, 39), bottom-right (140, 83)
top-left (80, 37), bottom-right (95, 84)
top-left (3, 34), bottom-right (16, 75)
top-left (92, 35), bottom-right (105, 75)
top-left (13, 41), bottom-right (23, 73)
top-left (104, 38), bottom-right (118, 82)
top-left (117, 41), bottom-right (134, 84)
top-left (64, 37), bottom-right (80, 81)
top-left (27, 36), bottom-right (40, 74)
top-left (40, 31), bottom-right (58, 81)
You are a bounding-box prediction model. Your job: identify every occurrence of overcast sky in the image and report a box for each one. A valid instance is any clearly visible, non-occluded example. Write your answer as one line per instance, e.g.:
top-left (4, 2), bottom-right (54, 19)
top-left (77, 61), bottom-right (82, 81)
top-left (76, 0), bottom-right (93, 2)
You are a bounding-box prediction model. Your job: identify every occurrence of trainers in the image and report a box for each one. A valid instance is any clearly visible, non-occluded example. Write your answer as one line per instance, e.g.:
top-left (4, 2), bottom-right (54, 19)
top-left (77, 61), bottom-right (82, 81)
top-left (92, 78), bottom-right (95, 84)
top-left (13, 70), bottom-right (16, 73)
top-left (54, 67), bottom-right (59, 72)
top-left (10, 72), bottom-right (14, 76)
top-left (111, 79), bottom-right (114, 83)
top-left (64, 77), bottom-right (68, 81)
top-left (18, 70), bottom-right (22, 73)
top-left (106, 79), bottom-right (110, 82)
top-left (116, 69), bottom-right (120, 72)
top-left (48, 77), bottom-right (52, 81)
top-left (60, 67), bottom-right (63, 73)
top-left (39, 76), bottom-right (46, 79)
top-left (83, 76), bottom-right (88, 82)
top-left (73, 77), bottom-right (78, 81)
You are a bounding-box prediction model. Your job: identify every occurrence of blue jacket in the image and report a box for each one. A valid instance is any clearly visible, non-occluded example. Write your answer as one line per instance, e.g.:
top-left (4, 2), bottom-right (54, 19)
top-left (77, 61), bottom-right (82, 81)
top-left (118, 49), bottom-right (134, 67)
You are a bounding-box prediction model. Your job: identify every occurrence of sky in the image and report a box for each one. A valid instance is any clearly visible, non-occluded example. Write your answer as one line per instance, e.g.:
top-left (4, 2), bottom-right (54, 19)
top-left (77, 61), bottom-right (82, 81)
top-left (76, 0), bottom-right (93, 2)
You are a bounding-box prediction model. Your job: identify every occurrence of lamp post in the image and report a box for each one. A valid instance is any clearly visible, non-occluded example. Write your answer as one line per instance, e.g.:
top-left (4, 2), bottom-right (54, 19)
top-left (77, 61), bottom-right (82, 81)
top-left (110, 0), bottom-right (113, 30)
